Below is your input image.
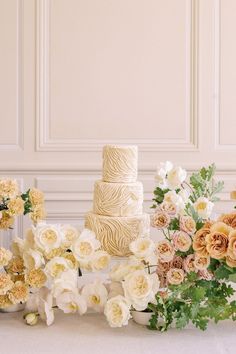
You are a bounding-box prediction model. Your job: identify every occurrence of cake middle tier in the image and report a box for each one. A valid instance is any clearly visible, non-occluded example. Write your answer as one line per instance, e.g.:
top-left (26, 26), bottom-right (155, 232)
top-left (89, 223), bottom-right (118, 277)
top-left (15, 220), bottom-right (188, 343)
top-left (85, 212), bottom-right (150, 257)
top-left (93, 180), bottom-right (143, 217)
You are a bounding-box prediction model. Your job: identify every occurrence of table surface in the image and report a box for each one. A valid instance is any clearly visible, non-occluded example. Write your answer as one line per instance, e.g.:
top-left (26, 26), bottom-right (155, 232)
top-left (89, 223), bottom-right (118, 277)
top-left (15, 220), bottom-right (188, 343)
top-left (0, 311), bottom-right (236, 354)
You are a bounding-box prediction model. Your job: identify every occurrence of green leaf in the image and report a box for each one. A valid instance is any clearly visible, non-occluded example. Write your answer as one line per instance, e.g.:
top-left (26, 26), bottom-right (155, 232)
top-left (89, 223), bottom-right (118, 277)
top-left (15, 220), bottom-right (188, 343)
top-left (229, 273), bottom-right (236, 283)
top-left (214, 265), bottom-right (232, 280)
top-left (168, 217), bottom-right (180, 231)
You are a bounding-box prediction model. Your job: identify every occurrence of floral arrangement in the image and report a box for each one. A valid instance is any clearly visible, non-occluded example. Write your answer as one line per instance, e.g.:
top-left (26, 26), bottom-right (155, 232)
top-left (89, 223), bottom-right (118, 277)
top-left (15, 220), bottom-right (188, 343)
top-left (0, 223), bottom-right (110, 325)
top-left (103, 162), bottom-right (236, 331)
top-left (1, 165), bottom-right (236, 333)
top-left (0, 179), bottom-right (46, 228)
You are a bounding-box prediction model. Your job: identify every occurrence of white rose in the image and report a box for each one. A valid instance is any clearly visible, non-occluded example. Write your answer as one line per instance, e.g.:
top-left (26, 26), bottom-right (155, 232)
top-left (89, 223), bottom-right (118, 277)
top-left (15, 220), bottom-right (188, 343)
top-left (110, 259), bottom-right (144, 282)
top-left (122, 270), bottom-right (160, 311)
top-left (167, 166), bottom-right (187, 190)
top-left (193, 197), bottom-right (214, 219)
top-left (33, 224), bottom-right (62, 252)
top-left (72, 229), bottom-right (100, 261)
top-left (89, 250), bottom-right (110, 271)
top-left (56, 290), bottom-right (87, 314)
top-left (45, 257), bottom-right (72, 279)
top-left (81, 280), bottom-right (108, 313)
top-left (23, 249), bottom-right (45, 270)
top-left (104, 295), bottom-right (131, 328)
top-left (52, 269), bottom-right (78, 298)
top-left (61, 224), bottom-right (79, 249)
top-left (129, 237), bottom-right (155, 261)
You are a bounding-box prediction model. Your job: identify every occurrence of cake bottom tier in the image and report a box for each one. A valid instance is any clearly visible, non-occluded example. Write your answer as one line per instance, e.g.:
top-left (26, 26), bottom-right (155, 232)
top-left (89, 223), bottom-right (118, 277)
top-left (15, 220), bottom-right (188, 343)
top-left (84, 212), bottom-right (150, 257)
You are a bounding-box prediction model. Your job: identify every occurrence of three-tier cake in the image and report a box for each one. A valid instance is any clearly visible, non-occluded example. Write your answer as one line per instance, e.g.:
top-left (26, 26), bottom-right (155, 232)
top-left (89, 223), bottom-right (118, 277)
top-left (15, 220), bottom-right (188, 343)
top-left (85, 145), bottom-right (150, 256)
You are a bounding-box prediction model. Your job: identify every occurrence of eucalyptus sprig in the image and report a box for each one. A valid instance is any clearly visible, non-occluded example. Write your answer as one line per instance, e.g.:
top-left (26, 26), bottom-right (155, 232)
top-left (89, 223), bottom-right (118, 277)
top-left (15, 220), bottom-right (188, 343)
top-left (189, 164), bottom-right (224, 203)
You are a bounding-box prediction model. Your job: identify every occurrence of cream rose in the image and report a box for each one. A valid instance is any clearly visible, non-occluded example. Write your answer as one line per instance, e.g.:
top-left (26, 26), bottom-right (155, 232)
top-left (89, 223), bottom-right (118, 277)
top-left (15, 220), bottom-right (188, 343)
top-left (129, 237), bottom-right (155, 260)
top-left (89, 250), bottom-right (110, 271)
top-left (156, 240), bottom-right (175, 262)
top-left (205, 222), bottom-right (231, 259)
top-left (166, 268), bottom-right (185, 285)
top-left (172, 231), bottom-right (192, 252)
top-left (227, 230), bottom-right (236, 259)
top-left (122, 270), bottom-right (160, 311)
top-left (160, 201), bottom-right (177, 216)
top-left (45, 257), bottom-right (72, 279)
top-left (151, 211), bottom-right (170, 229)
top-left (72, 229), bottom-right (100, 261)
top-left (226, 255), bottom-right (236, 268)
top-left (218, 213), bottom-right (236, 229)
top-left (61, 224), bottom-right (79, 249)
top-left (33, 224), bottom-right (62, 252)
top-left (104, 295), bottom-right (131, 328)
top-left (192, 228), bottom-right (210, 257)
top-left (194, 255), bottom-right (210, 271)
top-left (183, 254), bottom-right (196, 273)
top-left (180, 216), bottom-right (196, 234)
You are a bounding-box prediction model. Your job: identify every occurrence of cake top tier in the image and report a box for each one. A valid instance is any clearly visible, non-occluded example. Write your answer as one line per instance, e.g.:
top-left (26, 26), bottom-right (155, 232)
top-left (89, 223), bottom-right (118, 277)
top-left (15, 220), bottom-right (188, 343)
top-left (102, 145), bottom-right (138, 183)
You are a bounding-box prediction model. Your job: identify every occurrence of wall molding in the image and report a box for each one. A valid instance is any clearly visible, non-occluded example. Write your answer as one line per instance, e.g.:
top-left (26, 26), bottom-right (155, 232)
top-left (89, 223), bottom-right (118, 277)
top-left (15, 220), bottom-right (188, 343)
top-left (214, 0), bottom-right (236, 150)
top-left (36, 0), bottom-right (199, 152)
top-left (0, 0), bottom-right (24, 151)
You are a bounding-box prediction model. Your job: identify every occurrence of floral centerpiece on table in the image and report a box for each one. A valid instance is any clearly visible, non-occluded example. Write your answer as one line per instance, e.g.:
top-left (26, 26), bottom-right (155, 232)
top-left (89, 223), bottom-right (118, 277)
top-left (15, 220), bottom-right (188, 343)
top-left (0, 179), bottom-right (46, 229)
top-left (2, 224), bottom-right (111, 325)
top-left (103, 162), bottom-right (236, 331)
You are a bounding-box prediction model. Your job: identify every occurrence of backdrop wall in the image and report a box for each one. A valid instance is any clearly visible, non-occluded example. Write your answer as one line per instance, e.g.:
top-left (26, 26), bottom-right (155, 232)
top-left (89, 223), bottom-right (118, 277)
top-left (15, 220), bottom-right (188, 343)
top-left (0, 0), bottom-right (235, 241)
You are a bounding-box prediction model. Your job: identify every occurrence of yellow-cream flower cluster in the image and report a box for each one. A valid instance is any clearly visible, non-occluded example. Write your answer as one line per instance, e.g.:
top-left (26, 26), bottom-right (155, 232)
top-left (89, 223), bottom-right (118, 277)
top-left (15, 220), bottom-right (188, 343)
top-left (0, 179), bottom-right (46, 230)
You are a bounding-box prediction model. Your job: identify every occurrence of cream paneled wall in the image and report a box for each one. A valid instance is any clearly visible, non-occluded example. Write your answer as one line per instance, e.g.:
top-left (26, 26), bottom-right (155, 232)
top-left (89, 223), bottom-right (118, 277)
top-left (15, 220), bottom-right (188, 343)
top-left (0, 0), bottom-right (236, 239)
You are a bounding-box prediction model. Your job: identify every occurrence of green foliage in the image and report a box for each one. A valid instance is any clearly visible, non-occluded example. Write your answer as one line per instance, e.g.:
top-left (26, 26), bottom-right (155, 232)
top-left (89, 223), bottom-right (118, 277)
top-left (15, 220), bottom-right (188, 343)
top-left (152, 187), bottom-right (170, 207)
top-left (189, 163), bottom-right (224, 203)
top-left (148, 275), bottom-right (236, 332)
top-left (21, 189), bottom-right (33, 215)
top-left (168, 217), bottom-right (180, 231)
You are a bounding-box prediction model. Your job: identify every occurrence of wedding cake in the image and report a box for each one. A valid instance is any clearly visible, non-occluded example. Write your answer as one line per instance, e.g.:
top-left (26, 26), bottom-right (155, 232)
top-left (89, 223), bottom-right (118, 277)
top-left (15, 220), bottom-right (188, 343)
top-left (85, 145), bottom-right (150, 256)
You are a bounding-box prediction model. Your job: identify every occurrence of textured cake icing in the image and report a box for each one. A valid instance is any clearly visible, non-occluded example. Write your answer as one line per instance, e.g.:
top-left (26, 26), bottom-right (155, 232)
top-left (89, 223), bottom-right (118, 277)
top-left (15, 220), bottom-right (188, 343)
top-left (85, 144), bottom-right (150, 257)
top-left (102, 145), bottom-right (137, 183)
top-left (93, 180), bottom-right (143, 217)
top-left (85, 212), bottom-right (150, 256)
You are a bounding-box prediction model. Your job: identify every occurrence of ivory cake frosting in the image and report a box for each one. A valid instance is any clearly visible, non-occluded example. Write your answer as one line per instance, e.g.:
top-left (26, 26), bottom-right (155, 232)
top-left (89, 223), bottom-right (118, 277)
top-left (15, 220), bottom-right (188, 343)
top-left (85, 212), bottom-right (150, 257)
top-left (102, 145), bottom-right (137, 183)
top-left (85, 144), bottom-right (149, 256)
top-left (93, 180), bottom-right (143, 217)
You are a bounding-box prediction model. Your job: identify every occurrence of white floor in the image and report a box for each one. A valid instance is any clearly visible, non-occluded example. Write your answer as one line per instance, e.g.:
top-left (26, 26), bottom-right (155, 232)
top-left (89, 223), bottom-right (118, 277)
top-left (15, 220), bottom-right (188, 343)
top-left (0, 311), bottom-right (236, 354)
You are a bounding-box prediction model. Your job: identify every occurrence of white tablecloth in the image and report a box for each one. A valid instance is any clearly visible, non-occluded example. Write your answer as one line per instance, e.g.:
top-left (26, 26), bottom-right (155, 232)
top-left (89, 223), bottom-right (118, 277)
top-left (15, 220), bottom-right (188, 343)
top-left (0, 311), bottom-right (236, 354)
